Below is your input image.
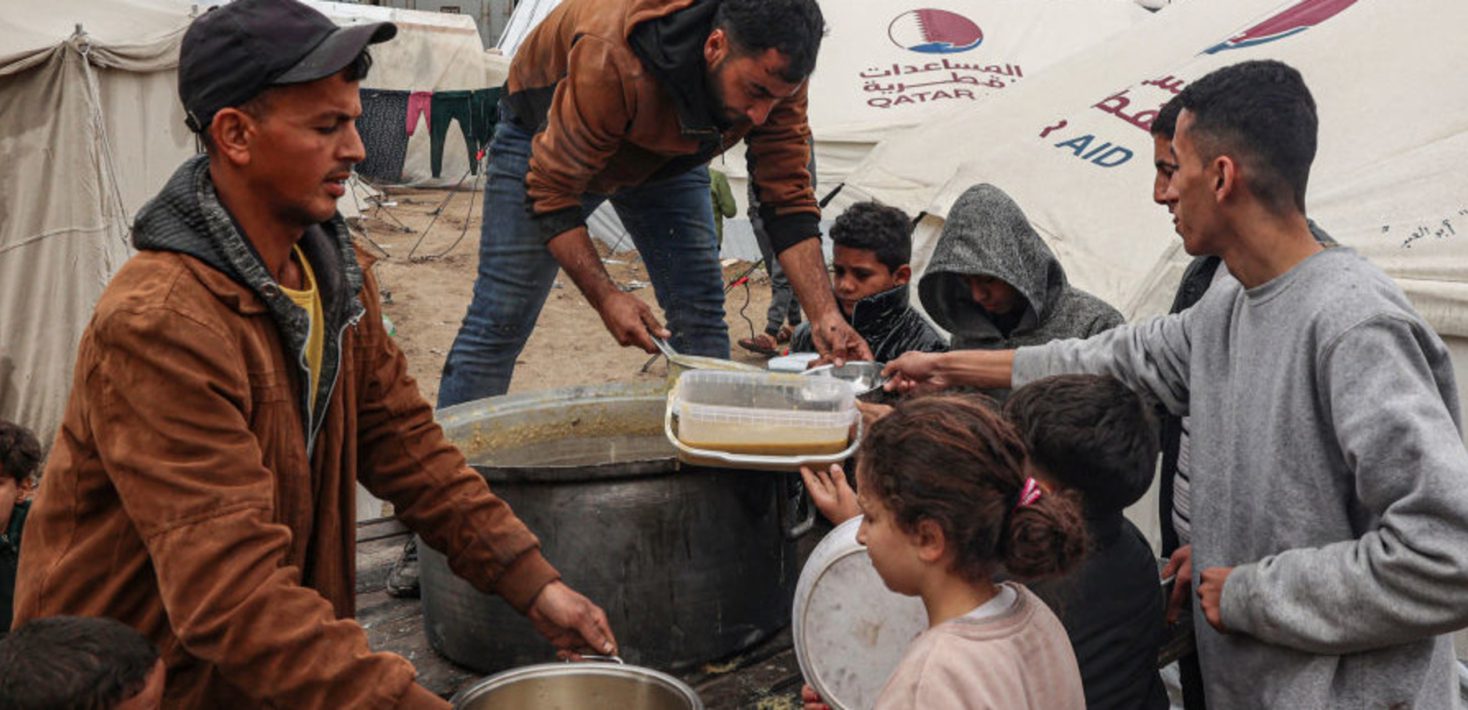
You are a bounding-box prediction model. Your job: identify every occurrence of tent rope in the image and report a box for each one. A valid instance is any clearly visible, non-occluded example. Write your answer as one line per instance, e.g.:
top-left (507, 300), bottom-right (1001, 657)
top-left (406, 161), bottom-right (481, 263)
top-left (346, 178), bottom-right (393, 258)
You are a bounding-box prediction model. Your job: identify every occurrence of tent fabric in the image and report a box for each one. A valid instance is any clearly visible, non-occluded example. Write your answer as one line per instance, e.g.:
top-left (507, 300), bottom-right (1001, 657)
top-left (835, 0), bottom-right (1468, 343)
top-left (716, 0), bottom-right (1151, 220)
top-left (1, 0), bottom-right (187, 67)
top-left (0, 20), bottom-right (181, 452)
top-left (495, 0), bottom-right (561, 58)
top-left (296, 1), bottom-right (511, 187)
top-left (0, 0), bottom-right (440, 451)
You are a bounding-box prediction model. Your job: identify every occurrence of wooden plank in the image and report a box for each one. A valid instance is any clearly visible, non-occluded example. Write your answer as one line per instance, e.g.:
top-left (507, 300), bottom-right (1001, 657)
top-left (358, 528), bottom-right (479, 699)
top-left (688, 637), bottom-right (804, 710)
top-left (359, 587), bottom-right (479, 698)
top-left (356, 516), bottom-right (409, 543)
top-left (356, 531), bottom-right (410, 595)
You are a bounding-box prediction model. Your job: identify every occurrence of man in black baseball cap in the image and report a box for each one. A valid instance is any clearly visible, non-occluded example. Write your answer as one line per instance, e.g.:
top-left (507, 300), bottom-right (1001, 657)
top-left (179, 0), bottom-right (396, 134)
top-left (13, 1), bottom-right (617, 706)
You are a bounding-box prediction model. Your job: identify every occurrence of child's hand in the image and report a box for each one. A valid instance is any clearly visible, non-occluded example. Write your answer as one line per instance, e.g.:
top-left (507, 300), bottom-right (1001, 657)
top-left (1161, 544), bottom-right (1193, 624)
top-left (801, 683), bottom-right (832, 710)
top-left (855, 400), bottom-right (893, 430)
top-left (800, 464), bottom-right (860, 526)
top-left (1197, 566), bottom-right (1234, 633)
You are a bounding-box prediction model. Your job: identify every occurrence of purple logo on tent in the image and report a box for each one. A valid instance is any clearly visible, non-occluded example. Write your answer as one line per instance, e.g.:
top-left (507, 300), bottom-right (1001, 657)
top-left (888, 9), bottom-right (984, 54)
top-left (1204, 0), bottom-right (1358, 54)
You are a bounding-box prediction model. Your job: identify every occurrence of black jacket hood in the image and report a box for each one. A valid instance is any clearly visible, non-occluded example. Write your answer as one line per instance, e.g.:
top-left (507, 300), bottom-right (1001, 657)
top-left (626, 0), bottom-right (728, 138)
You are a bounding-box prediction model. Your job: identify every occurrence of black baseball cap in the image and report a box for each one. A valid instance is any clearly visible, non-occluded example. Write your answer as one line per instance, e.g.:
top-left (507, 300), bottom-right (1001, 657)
top-left (179, 0), bottom-right (396, 133)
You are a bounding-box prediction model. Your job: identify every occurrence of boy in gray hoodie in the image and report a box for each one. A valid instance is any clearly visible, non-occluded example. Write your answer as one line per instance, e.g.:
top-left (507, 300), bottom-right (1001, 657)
top-left (918, 183), bottom-right (1123, 351)
top-left (881, 60), bottom-right (1468, 708)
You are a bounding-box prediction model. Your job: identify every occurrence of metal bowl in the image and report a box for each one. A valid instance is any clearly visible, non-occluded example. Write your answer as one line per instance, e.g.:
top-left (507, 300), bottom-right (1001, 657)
top-left (451, 661), bottom-right (703, 710)
top-left (801, 361), bottom-right (887, 396)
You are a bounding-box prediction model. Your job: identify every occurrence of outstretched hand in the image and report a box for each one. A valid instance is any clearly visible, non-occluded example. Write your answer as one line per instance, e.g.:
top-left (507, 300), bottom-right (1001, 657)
top-left (882, 351), bottom-right (949, 394)
top-left (1161, 544), bottom-right (1194, 625)
top-left (800, 464), bottom-right (860, 526)
top-left (855, 401), bottom-right (893, 431)
top-left (801, 684), bottom-right (832, 710)
top-left (527, 581), bottom-right (618, 658)
top-left (1197, 566), bottom-right (1234, 633)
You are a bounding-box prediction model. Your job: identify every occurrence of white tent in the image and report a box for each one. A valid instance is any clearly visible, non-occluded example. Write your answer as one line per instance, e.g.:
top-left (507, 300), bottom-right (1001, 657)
top-left (0, 0), bottom-right (481, 453)
top-left (716, 0), bottom-right (1152, 219)
top-left (297, 1), bottom-right (512, 187)
top-left (2, 1), bottom-right (188, 453)
top-left (834, 0), bottom-right (1468, 671)
top-left (833, 0), bottom-right (1468, 412)
top-left (495, 0), bottom-right (561, 58)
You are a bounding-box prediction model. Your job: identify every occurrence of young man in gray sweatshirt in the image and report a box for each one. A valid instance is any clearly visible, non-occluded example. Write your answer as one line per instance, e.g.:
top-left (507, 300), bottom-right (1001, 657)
top-left (881, 59), bottom-right (1468, 708)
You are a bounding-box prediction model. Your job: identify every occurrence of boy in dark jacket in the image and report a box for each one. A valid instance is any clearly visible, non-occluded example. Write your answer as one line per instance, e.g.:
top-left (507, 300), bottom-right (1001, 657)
top-left (0, 616), bottom-right (165, 709)
top-left (1005, 375), bottom-right (1168, 710)
top-left (789, 201), bottom-right (947, 362)
top-left (0, 420), bottom-right (41, 636)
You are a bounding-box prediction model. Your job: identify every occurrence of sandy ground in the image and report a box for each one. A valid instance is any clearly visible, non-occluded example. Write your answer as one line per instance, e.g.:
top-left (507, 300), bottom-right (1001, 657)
top-left (355, 188), bottom-right (782, 405)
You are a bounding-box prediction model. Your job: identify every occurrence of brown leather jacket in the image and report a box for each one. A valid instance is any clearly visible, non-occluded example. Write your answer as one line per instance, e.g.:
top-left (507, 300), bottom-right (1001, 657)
top-left (16, 157), bottom-right (557, 708)
top-left (507, 0), bottom-right (820, 252)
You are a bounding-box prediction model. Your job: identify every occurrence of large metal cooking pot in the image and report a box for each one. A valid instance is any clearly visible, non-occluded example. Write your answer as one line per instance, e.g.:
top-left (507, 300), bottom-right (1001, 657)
top-left (451, 659), bottom-right (702, 710)
top-left (422, 381), bottom-right (809, 673)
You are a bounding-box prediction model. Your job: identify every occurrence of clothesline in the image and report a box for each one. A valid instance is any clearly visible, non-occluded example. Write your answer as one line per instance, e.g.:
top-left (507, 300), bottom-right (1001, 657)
top-left (356, 87), bottom-right (501, 183)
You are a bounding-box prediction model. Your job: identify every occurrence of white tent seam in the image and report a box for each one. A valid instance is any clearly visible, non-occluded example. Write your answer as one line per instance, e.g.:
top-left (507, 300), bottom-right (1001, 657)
top-left (74, 30), bottom-right (135, 244)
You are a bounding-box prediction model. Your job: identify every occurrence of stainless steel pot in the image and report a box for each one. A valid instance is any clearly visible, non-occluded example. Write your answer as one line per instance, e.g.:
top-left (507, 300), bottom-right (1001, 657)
top-left (451, 659), bottom-right (703, 710)
top-left (422, 381), bottom-right (809, 674)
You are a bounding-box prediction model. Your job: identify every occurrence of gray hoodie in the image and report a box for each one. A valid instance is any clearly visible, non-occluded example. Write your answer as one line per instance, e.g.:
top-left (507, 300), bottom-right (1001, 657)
top-left (919, 184), bottom-right (1123, 351)
top-left (1014, 243), bottom-right (1468, 709)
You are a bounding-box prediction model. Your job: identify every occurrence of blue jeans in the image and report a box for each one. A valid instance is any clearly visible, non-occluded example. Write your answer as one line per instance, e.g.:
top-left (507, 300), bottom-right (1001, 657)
top-left (751, 204), bottom-right (801, 334)
top-left (437, 110), bottom-right (729, 408)
top-left (748, 139), bottom-right (813, 334)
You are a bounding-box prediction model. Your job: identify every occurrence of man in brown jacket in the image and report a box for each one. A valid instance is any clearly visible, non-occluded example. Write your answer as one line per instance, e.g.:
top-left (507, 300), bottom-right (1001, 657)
top-left (435, 0), bottom-right (872, 409)
top-left (14, 1), bottom-right (614, 707)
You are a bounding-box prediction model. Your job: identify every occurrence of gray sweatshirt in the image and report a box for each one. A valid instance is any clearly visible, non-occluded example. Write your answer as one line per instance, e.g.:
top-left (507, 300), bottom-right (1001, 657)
top-left (1013, 245), bottom-right (1468, 709)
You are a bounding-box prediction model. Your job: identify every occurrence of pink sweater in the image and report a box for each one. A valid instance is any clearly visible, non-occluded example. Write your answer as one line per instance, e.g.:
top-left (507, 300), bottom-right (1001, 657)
top-left (874, 583), bottom-right (1085, 710)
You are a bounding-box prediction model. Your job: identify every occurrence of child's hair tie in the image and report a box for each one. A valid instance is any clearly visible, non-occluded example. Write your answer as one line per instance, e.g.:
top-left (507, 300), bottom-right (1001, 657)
top-left (997, 477), bottom-right (1045, 555)
top-left (1009, 477), bottom-right (1044, 512)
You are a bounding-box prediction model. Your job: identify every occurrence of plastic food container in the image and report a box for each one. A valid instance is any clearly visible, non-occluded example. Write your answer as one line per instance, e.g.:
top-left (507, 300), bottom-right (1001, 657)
top-left (665, 370), bottom-right (859, 470)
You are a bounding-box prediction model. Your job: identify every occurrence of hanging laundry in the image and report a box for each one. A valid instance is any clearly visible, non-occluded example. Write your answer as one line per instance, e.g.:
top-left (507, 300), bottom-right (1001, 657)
top-left (356, 88), bottom-right (409, 183)
top-left (470, 87), bottom-right (503, 153)
top-left (429, 90), bottom-right (476, 178)
top-left (406, 91), bottom-right (432, 136)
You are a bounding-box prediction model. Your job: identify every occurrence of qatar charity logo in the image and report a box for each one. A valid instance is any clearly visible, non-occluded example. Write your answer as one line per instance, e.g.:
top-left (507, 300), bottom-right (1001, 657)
top-left (1204, 0), bottom-right (1358, 54)
top-left (888, 9), bottom-right (983, 54)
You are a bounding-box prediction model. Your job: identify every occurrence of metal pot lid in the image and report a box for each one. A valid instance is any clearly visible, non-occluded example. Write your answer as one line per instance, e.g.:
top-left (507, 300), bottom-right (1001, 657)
top-left (792, 516), bottom-right (927, 710)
